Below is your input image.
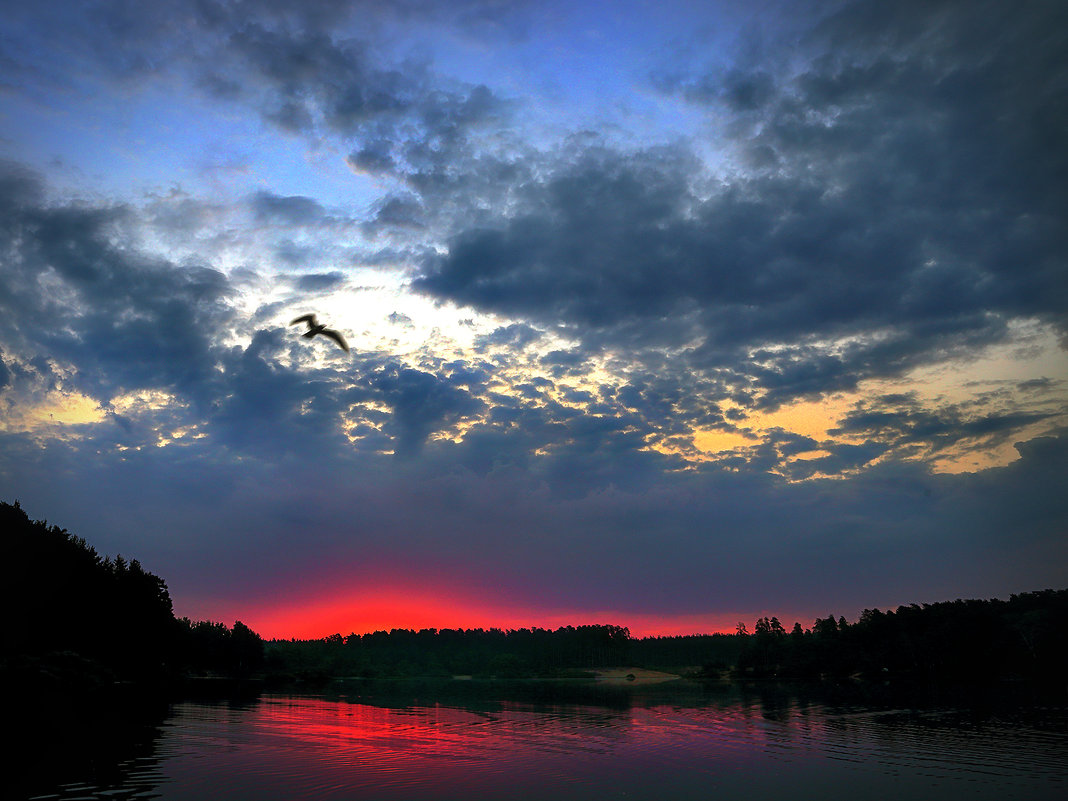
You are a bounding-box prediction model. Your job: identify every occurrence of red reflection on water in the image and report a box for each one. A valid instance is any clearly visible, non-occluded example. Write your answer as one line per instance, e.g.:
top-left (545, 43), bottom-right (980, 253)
top-left (250, 695), bottom-right (625, 757)
top-left (241, 694), bottom-right (783, 767)
top-left (226, 696), bottom-right (651, 796)
top-left (158, 694), bottom-right (891, 800)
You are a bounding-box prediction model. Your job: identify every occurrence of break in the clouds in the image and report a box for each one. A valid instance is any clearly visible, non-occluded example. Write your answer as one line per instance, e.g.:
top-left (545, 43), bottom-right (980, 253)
top-left (0, 0), bottom-right (1065, 636)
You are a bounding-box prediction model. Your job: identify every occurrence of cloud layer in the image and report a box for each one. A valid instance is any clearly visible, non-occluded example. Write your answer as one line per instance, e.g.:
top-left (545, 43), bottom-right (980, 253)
top-left (0, 0), bottom-right (1065, 634)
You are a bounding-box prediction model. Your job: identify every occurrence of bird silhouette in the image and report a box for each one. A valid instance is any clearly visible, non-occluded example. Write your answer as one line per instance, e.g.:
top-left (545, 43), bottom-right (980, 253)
top-left (290, 313), bottom-right (349, 352)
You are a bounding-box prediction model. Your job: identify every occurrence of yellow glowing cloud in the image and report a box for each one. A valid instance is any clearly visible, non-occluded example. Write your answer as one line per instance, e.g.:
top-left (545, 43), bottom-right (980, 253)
top-left (0, 390), bottom-right (106, 433)
top-left (110, 388), bottom-right (184, 414)
top-left (692, 429), bottom-right (752, 453)
top-left (736, 395), bottom-right (857, 441)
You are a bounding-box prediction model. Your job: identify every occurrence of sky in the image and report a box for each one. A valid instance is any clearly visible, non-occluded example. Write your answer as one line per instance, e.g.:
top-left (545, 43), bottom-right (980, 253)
top-left (1, 0), bottom-right (1066, 639)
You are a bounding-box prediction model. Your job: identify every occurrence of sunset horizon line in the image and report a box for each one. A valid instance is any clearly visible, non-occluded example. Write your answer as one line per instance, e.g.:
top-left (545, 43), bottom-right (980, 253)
top-left (192, 585), bottom-right (1064, 643)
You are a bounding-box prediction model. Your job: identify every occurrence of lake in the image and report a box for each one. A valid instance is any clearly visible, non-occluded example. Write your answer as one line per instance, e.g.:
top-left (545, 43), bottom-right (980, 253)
top-left (10, 680), bottom-right (1067, 800)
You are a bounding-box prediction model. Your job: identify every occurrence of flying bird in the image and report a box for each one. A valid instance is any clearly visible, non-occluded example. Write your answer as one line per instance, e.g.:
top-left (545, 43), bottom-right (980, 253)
top-left (290, 313), bottom-right (349, 352)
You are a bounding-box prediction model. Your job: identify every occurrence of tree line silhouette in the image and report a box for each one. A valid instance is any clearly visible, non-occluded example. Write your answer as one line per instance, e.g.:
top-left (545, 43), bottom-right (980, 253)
top-left (730, 593), bottom-right (1068, 682)
top-left (264, 590), bottom-right (1065, 683)
top-left (267, 624), bottom-right (635, 681)
top-left (1, 500), bottom-right (264, 692)
top-left (3, 500), bottom-right (1065, 690)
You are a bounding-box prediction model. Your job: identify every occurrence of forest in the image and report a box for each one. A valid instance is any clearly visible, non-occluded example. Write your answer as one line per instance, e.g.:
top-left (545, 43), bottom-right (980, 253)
top-left (728, 593), bottom-right (1067, 682)
top-left (1, 501), bottom-right (264, 692)
top-left (3, 499), bottom-right (1065, 690)
top-left (264, 591), bottom-right (1066, 684)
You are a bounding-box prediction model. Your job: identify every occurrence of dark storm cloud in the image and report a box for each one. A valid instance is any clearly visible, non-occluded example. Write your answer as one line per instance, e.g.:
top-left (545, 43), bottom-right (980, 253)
top-left (427, 393), bottom-right (684, 499)
top-left (829, 393), bottom-right (1057, 457)
top-left (617, 366), bottom-right (732, 433)
top-left (3, 0), bottom-right (514, 197)
top-left (1017, 377), bottom-right (1060, 394)
top-left (219, 8), bottom-right (524, 232)
top-left (206, 328), bottom-right (356, 457)
top-left (143, 193), bottom-right (229, 239)
top-left (294, 272), bottom-right (346, 292)
top-left (0, 159), bottom-right (44, 210)
top-left (348, 141), bottom-right (398, 174)
top-left (251, 191), bottom-right (327, 226)
top-left (781, 441), bottom-right (890, 481)
top-left (1, 1), bottom-right (394, 85)
top-left (473, 323), bottom-right (543, 350)
top-left (415, 144), bottom-right (701, 327)
top-left (0, 164), bottom-right (232, 404)
top-left (365, 195), bottom-right (426, 232)
top-left (218, 22), bottom-right (425, 136)
top-left (354, 361), bottom-right (486, 455)
top-left (192, 9), bottom-right (514, 192)
top-left (539, 348), bottom-right (589, 378)
top-left (415, 0), bottom-right (1067, 409)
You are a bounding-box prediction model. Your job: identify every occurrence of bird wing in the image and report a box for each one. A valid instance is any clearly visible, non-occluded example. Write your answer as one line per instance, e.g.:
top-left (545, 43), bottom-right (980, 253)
top-left (291, 313), bottom-right (317, 326)
top-left (322, 328), bottom-right (349, 352)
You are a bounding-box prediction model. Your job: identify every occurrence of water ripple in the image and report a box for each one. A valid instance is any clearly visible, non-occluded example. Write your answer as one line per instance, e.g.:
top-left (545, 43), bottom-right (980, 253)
top-left (13, 689), bottom-right (1068, 800)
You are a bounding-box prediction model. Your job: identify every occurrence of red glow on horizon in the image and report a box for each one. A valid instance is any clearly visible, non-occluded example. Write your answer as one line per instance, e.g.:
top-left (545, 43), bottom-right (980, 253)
top-left (178, 583), bottom-right (762, 640)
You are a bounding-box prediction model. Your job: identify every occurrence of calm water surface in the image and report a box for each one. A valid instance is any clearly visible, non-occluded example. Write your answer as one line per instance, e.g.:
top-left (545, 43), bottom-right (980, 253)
top-left (12, 681), bottom-right (1068, 800)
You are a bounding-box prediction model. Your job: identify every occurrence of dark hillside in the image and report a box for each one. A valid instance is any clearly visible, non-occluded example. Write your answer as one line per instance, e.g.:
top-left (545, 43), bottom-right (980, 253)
top-left (1, 500), bottom-right (263, 689)
top-left (2, 500), bottom-right (177, 683)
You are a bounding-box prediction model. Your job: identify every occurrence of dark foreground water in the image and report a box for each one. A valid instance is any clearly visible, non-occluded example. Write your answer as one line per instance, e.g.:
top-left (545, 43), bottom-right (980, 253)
top-left (10, 680), bottom-right (1068, 800)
